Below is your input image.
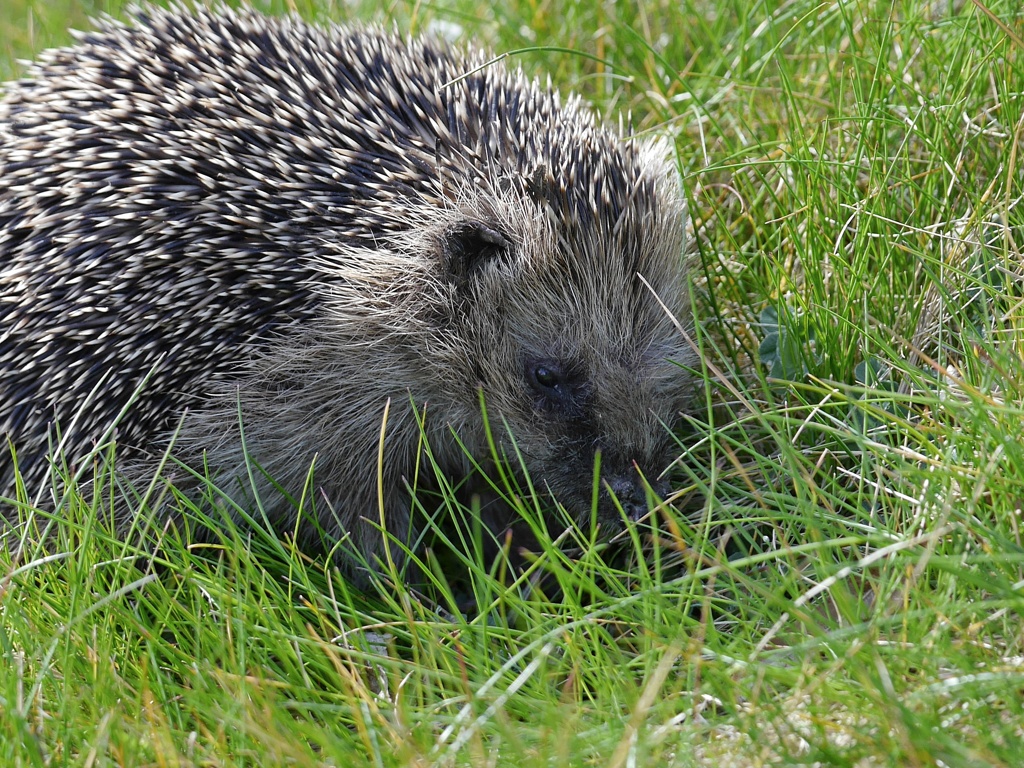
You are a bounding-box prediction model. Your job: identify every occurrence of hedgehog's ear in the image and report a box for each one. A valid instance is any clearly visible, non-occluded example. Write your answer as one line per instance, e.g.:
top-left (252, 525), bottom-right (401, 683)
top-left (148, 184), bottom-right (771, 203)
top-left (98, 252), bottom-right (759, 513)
top-left (442, 221), bottom-right (511, 288)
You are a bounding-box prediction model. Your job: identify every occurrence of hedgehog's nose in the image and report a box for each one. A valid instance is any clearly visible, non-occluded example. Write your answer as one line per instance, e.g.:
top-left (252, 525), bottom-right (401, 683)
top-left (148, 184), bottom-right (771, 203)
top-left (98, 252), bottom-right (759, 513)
top-left (604, 473), bottom-right (668, 521)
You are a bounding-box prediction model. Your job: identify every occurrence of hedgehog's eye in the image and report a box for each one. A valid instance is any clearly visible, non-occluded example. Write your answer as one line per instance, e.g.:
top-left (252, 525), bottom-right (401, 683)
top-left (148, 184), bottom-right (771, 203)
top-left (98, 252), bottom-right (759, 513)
top-left (533, 365), bottom-right (559, 389)
top-left (525, 358), bottom-right (589, 417)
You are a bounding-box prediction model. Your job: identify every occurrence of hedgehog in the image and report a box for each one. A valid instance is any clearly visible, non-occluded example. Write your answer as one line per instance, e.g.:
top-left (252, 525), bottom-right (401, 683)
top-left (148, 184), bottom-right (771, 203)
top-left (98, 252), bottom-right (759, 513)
top-left (0, 4), bottom-right (697, 585)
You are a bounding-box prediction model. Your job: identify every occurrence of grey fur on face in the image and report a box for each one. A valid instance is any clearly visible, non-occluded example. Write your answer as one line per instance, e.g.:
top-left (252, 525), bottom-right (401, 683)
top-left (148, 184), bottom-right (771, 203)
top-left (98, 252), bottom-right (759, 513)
top-left (0, 5), bottom-right (697, 585)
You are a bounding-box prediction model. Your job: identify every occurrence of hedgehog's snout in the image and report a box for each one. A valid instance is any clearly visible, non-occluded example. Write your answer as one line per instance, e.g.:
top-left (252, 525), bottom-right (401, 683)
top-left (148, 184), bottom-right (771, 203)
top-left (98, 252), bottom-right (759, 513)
top-left (600, 468), bottom-right (669, 523)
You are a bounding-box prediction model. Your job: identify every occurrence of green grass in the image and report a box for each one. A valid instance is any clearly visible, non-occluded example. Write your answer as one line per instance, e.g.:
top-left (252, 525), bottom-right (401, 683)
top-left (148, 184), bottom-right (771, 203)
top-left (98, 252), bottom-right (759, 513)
top-left (3, 0), bottom-right (1024, 765)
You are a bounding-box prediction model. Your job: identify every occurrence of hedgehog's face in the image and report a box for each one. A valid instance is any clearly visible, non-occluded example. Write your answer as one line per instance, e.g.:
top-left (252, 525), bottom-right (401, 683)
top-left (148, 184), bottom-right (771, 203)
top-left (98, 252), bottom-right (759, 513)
top-left (509, 334), bottom-right (691, 528)
top-left (436, 156), bottom-right (695, 532)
